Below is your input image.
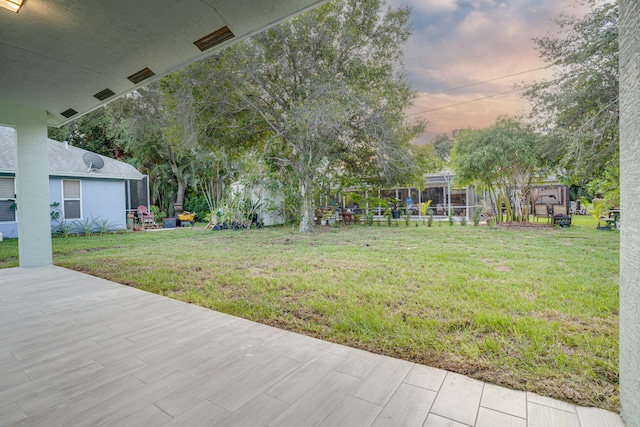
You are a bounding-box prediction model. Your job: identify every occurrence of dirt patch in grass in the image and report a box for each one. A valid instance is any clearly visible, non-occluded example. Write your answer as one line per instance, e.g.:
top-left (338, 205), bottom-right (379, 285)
top-left (496, 222), bottom-right (555, 230)
top-left (74, 246), bottom-right (125, 253)
top-left (481, 258), bottom-right (511, 272)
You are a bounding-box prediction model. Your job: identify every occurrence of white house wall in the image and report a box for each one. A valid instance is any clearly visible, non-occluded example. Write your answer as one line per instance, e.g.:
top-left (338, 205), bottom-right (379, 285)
top-left (259, 186), bottom-right (286, 227)
top-left (230, 182), bottom-right (285, 227)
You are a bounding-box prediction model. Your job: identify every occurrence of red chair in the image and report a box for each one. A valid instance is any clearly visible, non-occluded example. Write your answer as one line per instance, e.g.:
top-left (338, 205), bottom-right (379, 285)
top-left (137, 205), bottom-right (155, 227)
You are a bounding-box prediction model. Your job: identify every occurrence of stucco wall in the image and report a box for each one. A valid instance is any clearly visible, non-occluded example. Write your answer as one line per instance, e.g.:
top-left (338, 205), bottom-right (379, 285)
top-left (0, 177), bottom-right (127, 238)
top-left (1, 107), bottom-right (52, 267)
top-left (0, 222), bottom-right (18, 239)
top-left (49, 177), bottom-right (127, 232)
top-left (620, 1), bottom-right (640, 425)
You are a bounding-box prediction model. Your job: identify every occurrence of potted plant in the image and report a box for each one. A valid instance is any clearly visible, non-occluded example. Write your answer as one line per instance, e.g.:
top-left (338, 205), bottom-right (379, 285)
top-left (320, 210), bottom-right (332, 226)
top-left (389, 198), bottom-right (401, 219)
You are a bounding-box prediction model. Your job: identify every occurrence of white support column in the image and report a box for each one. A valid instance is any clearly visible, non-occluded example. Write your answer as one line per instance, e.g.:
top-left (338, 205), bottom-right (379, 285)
top-left (620, 2), bottom-right (640, 424)
top-left (447, 181), bottom-right (451, 218)
top-left (1, 104), bottom-right (52, 267)
top-left (465, 186), bottom-right (469, 221)
top-left (365, 190), bottom-right (369, 217)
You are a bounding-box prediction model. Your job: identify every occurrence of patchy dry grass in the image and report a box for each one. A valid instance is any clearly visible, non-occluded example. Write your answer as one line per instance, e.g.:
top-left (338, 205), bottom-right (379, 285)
top-left (0, 216), bottom-right (620, 411)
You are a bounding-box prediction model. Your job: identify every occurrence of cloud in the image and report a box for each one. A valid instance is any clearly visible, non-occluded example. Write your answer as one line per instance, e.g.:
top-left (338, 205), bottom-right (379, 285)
top-left (407, 90), bottom-right (532, 142)
top-left (387, 0), bottom-right (591, 141)
top-left (403, 0), bottom-right (458, 14)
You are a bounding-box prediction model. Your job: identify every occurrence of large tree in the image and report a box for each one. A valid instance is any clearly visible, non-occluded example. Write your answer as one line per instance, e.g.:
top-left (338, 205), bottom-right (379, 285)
top-left (159, 57), bottom-right (272, 216)
top-left (431, 133), bottom-right (454, 162)
top-left (522, 0), bottom-right (618, 190)
top-left (47, 109), bottom-right (120, 158)
top-left (451, 117), bottom-right (547, 222)
top-left (213, 0), bottom-right (422, 231)
top-left (106, 84), bottom-right (197, 215)
top-left (47, 0), bottom-right (422, 226)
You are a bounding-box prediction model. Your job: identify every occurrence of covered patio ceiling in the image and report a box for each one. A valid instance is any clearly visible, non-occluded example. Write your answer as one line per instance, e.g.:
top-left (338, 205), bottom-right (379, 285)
top-left (0, 0), bottom-right (325, 126)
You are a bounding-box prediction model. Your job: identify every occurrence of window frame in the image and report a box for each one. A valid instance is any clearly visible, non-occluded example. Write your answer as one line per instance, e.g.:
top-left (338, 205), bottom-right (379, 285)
top-left (61, 179), bottom-right (82, 220)
top-left (0, 177), bottom-right (16, 223)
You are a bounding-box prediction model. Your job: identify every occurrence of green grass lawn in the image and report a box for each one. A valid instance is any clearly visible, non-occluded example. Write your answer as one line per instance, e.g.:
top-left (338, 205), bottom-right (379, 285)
top-left (0, 216), bottom-right (620, 411)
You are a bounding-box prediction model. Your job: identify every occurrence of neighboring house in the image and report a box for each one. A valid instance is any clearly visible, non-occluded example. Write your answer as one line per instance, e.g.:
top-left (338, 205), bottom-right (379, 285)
top-left (339, 171), bottom-right (568, 220)
top-left (338, 172), bottom-right (479, 220)
top-left (0, 127), bottom-right (146, 238)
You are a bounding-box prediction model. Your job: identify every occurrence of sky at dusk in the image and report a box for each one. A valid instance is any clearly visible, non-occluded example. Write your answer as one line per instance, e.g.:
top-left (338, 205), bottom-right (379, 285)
top-left (387, 0), bottom-right (590, 142)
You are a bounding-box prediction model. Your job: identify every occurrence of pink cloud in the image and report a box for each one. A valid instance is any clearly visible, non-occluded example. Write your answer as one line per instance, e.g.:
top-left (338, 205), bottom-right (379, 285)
top-left (388, 0), bottom-right (591, 142)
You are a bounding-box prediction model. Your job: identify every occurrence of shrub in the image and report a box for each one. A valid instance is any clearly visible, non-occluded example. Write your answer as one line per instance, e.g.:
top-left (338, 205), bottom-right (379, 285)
top-left (184, 195), bottom-right (210, 222)
top-left (472, 207), bottom-right (481, 226)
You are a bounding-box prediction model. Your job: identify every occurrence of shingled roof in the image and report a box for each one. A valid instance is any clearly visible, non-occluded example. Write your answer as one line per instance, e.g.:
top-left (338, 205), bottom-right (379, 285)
top-left (0, 127), bottom-right (144, 181)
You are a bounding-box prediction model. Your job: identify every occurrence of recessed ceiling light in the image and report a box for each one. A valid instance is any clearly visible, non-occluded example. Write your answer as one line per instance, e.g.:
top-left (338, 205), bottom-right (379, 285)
top-left (0, 0), bottom-right (23, 13)
top-left (61, 108), bottom-right (78, 119)
top-left (93, 88), bottom-right (116, 101)
top-left (194, 26), bottom-right (235, 52)
top-left (127, 67), bottom-right (155, 84)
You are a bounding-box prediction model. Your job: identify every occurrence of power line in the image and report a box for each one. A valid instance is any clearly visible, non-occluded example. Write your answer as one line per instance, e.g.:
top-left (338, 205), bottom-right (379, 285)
top-left (409, 71), bottom-right (581, 116)
top-left (417, 65), bottom-right (551, 97)
top-left (407, 87), bottom-right (525, 116)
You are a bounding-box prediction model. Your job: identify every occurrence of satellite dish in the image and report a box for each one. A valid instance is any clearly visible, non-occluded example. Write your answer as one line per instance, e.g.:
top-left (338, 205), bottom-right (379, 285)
top-left (83, 152), bottom-right (105, 172)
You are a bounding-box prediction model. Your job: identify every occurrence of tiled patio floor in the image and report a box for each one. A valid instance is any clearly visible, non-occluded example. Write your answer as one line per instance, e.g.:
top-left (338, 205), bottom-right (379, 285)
top-left (0, 266), bottom-right (624, 426)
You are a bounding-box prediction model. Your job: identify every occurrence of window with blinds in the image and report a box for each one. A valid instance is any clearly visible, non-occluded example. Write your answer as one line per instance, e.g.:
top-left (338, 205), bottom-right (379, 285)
top-left (0, 177), bottom-right (16, 222)
top-left (63, 180), bottom-right (81, 220)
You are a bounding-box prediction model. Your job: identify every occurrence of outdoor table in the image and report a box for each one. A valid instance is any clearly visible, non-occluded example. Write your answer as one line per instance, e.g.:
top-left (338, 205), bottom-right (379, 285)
top-left (603, 209), bottom-right (620, 229)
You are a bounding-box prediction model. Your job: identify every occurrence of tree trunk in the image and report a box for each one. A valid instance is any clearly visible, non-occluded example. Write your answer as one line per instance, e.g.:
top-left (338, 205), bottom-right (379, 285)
top-left (512, 187), bottom-right (523, 222)
top-left (504, 188), bottom-right (512, 222)
top-left (167, 146), bottom-right (185, 215)
top-left (298, 177), bottom-right (314, 232)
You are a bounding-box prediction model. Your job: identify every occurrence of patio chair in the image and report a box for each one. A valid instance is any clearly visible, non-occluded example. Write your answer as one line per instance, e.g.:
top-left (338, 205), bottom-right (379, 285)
top-left (137, 205), bottom-right (155, 227)
top-left (552, 204), bottom-right (571, 228)
top-left (552, 204), bottom-right (568, 216)
top-left (533, 204), bottom-right (549, 223)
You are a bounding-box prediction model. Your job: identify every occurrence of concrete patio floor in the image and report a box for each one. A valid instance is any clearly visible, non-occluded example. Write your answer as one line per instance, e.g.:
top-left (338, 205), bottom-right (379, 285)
top-left (0, 265), bottom-right (624, 427)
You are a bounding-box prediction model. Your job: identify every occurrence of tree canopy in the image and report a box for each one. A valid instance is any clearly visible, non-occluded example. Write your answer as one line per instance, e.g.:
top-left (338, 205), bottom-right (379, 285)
top-left (431, 134), bottom-right (454, 162)
top-left (209, 0), bottom-right (422, 231)
top-left (48, 0), bottom-right (423, 227)
top-left (451, 116), bottom-right (546, 222)
top-left (522, 0), bottom-right (618, 197)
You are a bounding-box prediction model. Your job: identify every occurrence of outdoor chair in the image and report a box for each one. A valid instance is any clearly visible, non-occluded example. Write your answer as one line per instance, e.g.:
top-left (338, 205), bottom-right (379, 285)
top-left (533, 204), bottom-right (550, 223)
top-left (552, 204), bottom-right (571, 228)
top-left (137, 205), bottom-right (155, 227)
top-left (552, 204), bottom-right (568, 216)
